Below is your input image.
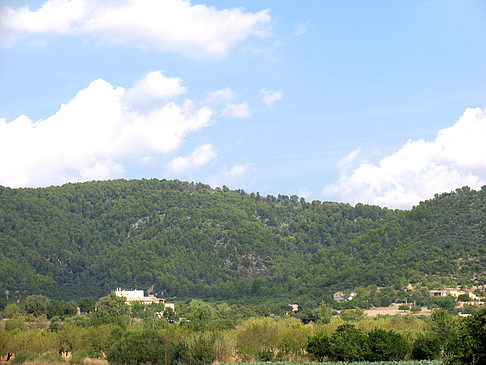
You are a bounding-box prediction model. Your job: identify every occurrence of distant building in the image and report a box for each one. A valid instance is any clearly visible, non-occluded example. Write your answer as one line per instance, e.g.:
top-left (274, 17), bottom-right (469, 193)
top-left (333, 291), bottom-right (356, 302)
top-left (114, 288), bottom-right (165, 305)
top-left (289, 304), bottom-right (299, 313)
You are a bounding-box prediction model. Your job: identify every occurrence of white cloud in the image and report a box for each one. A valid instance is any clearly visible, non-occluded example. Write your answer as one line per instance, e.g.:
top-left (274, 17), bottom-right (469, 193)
top-left (293, 22), bottom-right (310, 37)
top-left (205, 88), bottom-right (236, 106)
top-left (260, 88), bottom-right (282, 106)
top-left (0, 0), bottom-right (271, 58)
top-left (124, 71), bottom-right (186, 110)
top-left (323, 107), bottom-right (486, 209)
top-left (222, 102), bottom-right (251, 118)
top-left (168, 144), bottom-right (217, 173)
top-left (208, 162), bottom-right (254, 187)
top-left (0, 71), bottom-right (212, 187)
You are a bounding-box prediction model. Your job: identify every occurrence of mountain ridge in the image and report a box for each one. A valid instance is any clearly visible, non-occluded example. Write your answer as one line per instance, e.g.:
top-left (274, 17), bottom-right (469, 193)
top-left (0, 179), bottom-right (484, 306)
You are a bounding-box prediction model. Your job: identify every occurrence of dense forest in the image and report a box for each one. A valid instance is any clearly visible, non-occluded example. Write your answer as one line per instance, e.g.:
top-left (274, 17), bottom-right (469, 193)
top-left (0, 179), bottom-right (485, 306)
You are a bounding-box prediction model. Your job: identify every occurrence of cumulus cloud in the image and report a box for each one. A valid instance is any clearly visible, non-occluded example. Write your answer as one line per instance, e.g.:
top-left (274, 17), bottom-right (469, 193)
top-left (222, 102), bottom-right (251, 118)
top-left (0, 71), bottom-right (212, 187)
top-left (124, 71), bottom-right (186, 110)
top-left (208, 162), bottom-right (254, 187)
top-left (260, 88), bottom-right (282, 106)
top-left (323, 107), bottom-right (486, 209)
top-left (204, 88), bottom-right (236, 106)
top-left (168, 144), bottom-right (217, 173)
top-left (0, 0), bottom-right (271, 58)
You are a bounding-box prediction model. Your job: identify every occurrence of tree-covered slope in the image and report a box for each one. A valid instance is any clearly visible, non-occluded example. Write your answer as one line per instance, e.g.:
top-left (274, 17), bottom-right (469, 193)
top-left (0, 180), bottom-right (484, 305)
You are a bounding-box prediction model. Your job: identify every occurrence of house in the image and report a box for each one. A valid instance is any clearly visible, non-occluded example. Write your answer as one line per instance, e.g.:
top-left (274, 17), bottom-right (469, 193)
top-left (333, 291), bottom-right (357, 302)
top-left (288, 304), bottom-right (299, 313)
top-left (114, 288), bottom-right (165, 305)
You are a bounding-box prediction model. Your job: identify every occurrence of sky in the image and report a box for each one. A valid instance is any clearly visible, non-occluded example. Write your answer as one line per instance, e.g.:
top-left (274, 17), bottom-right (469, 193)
top-left (1, 0), bottom-right (485, 209)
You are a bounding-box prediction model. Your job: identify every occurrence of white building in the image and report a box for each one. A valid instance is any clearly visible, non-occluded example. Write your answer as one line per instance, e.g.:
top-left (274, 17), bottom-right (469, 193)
top-left (114, 288), bottom-right (165, 305)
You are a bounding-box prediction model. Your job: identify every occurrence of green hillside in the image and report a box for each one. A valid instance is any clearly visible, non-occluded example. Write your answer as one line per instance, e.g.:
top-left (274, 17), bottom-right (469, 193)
top-left (0, 180), bottom-right (484, 305)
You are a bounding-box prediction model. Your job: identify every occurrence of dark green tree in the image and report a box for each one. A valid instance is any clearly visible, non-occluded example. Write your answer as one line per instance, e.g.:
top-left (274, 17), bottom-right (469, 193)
top-left (444, 306), bottom-right (486, 365)
top-left (24, 294), bottom-right (49, 316)
top-left (329, 323), bottom-right (369, 361)
top-left (106, 328), bottom-right (172, 365)
top-left (306, 333), bottom-right (330, 361)
top-left (367, 328), bottom-right (410, 361)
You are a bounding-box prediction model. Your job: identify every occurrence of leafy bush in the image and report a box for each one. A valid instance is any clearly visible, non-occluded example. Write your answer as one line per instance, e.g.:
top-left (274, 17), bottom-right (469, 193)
top-left (106, 328), bottom-right (171, 365)
top-left (444, 306), bottom-right (486, 364)
top-left (11, 350), bottom-right (38, 364)
top-left (306, 333), bottom-right (330, 361)
top-left (367, 328), bottom-right (410, 361)
top-left (329, 323), bottom-right (369, 361)
top-left (412, 334), bottom-right (442, 360)
top-left (4, 318), bottom-right (26, 331)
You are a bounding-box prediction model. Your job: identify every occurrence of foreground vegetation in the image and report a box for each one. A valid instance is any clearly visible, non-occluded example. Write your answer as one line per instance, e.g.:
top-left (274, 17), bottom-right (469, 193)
top-left (1, 293), bottom-right (484, 364)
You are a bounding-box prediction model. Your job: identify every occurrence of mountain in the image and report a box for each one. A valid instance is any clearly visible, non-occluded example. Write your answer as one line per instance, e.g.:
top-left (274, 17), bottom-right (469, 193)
top-left (0, 180), bottom-right (484, 305)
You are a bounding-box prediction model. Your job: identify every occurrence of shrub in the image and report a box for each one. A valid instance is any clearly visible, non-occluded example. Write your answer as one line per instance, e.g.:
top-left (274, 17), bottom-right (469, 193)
top-left (367, 328), bottom-right (410, 361)
top-left (306, 333), bottom-right (330, 361)
top-left (411, 334), bottom-right (441, 360)
top-left (11, 349), bottom-right (38, 364)
top-left (106, 328), bottom-right (171, 365)
top-left (4, 318), bottom-right (26, 331)
top-left (444, 306), bottom-right (486, 364)
top-left (329, 323), bottom-right (369, 361)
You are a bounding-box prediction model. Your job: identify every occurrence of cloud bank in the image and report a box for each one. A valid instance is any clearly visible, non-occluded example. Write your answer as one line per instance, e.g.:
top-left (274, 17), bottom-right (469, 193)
top-left (0, 0), bottom-right (271, 58)
top-left (0, 71), bottom-right (212, 187)
top-left (323, 107), bottom-right (486, 209)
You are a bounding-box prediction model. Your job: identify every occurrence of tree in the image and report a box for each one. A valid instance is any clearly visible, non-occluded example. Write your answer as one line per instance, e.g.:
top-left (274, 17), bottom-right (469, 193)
top-left (306, 333), bottom-right (330, 361)
top-left (106, 328), bottom-right (172, 365)
top-left (3, 303), bottom-right (21, 318)
top-left (411, 334), bottom-right (441, 360)
top-left (367, 328), bottom-right (410, 361)
top-left (329, 323), bottom-right (369, 361)
top-left (92, 294), bottom-right (129, 326)
top-left (78, 297), bottom-right (95, 314)
top-left (444, 306), bottom-right (486, 364)
top-left (316, 301), bottom-right (333, 324)
top-left (24, 295), bottom-right (49, 316)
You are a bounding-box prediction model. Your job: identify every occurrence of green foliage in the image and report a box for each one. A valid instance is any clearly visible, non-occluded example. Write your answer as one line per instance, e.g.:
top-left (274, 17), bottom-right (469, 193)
top-left (367, 328), bottom-right (410, 361)
top-left (317, 301), bottom-right (333, 324)
top-left (0, 180), bottom-right (485, 305)
top-left (4, 318), bottom-right (26, 331)
top-left (444, 306), bottom-right (486, 364)
top-left (412, 334), bottom-right (442, 360)
top-left (106, 328), bottom-right (171, 365)
top-left (457, 293), bottom-right (471, 302)
top-left (24, 294), bottom-right (49, 316)
top-left (3, 303), bottom-right (20, 318)
top-left (11, 349), bottom-right (38, 364)
top-left (329, 323), bottom-right (369, 361)
top-left (78, 297), bottom-right (95, 314)
top-left (306, 333), bottom-right (331, 361)
top-left (91, 293), bottom-right (129, 326)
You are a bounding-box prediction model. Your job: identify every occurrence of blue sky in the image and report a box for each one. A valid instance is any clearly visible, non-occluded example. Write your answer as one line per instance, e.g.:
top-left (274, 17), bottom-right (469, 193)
top-left (1, 0), bottom-right (485, 208)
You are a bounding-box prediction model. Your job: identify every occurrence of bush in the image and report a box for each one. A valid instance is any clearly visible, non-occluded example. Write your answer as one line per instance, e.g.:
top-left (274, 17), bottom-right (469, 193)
top-left (411, 334), bottom-right (442, 360)
top-left (367, 328), bottom-right (410, 361)
top-left (398, 304), bottom-right (410, 311)
top-left (4, 318), bottom-right (26, 331)
top-left (329, 323), bottom-right (369, 361)
top-left (444, 306), bottom-right (486, 364)
top-left (11, 350), bottom-right (38, 364)
top-left (306, 333), bottom-right (330, 361)
top-left (106, 328), bottom-right (172, 365)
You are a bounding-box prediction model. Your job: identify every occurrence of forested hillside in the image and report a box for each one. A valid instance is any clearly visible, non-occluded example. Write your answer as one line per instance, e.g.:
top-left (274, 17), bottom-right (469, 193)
top-left (0, 180), bottom-right (485, 306)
